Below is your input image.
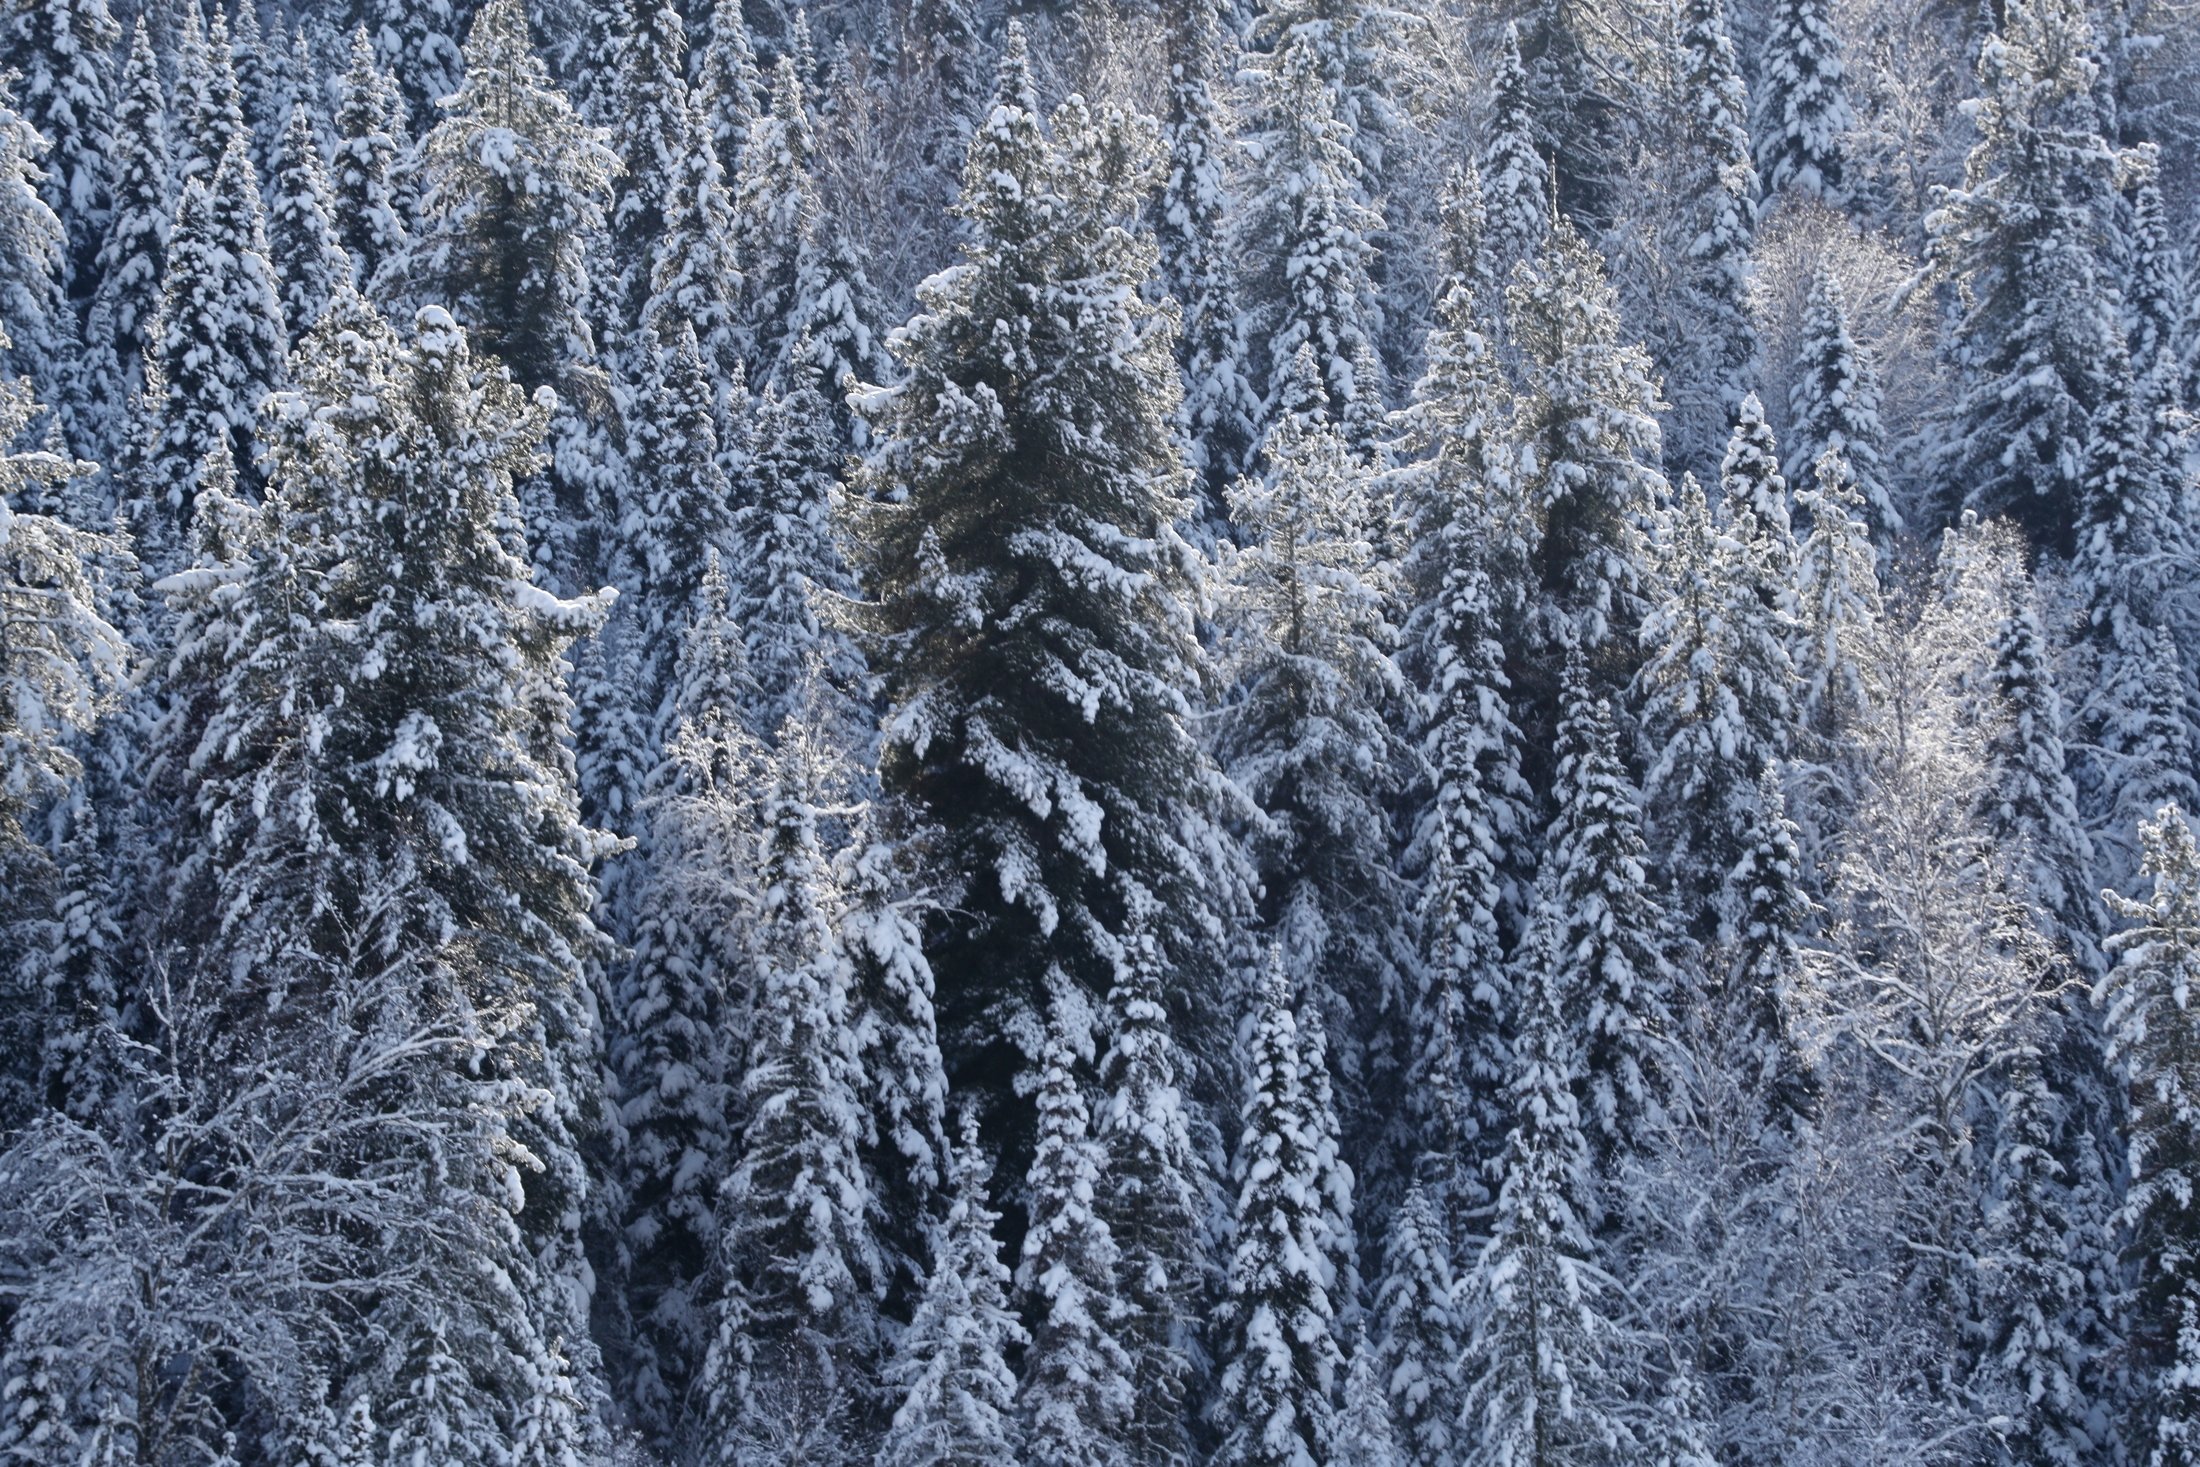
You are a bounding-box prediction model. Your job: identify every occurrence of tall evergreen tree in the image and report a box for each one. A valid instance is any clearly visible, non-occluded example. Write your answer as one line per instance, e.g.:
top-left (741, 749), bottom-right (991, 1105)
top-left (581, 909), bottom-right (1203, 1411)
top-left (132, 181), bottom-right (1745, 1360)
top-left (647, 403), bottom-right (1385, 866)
top-left (1159, 0), bottom-right (1256, 519)
top-left (360, 0), bottom-right (466, 129)
top-left (1515, 0), bottom-right (1635, 231)
top-left (89, 17), bottom-right (167, 411)
top-left (695, 0), bottom-right (761, 180)
top-left (1785, 266), bottom-right (1900, 552)
top-left (877, 1113), bottom-right (1028, 1467)
top-left (606, 0), bottom-right (698, 329)
top-left (1790, 448), bottom-right (1883, 766)
top-left (1479, 24), bottom-right (1547, 291)
top-left (267, 86), bottom-right (352, 332)
top-left (172, 1), bottom-right (246, 190)
top-left (1373, 1181), bottom-right (1463, 1467)
top-left (1212, 950), bottom-right (1344, 1467)
top-left (849, 33), bottom-right (1240, 1176)
top-left (2103, 806), bottom-right (2200, 1466)
top-left (1926, 0), bottom-right (2126, 556)
top-left (734, 56), bottom-right (822, 384)
top-left (3, 0), bottom-right (116, 284)
top-left (1754, 0), bottom-right (1850, 202)
top-left (331, 27), bottom-right (407, 287)
top-left (1017, 1019), bottom-right (1136, 1467)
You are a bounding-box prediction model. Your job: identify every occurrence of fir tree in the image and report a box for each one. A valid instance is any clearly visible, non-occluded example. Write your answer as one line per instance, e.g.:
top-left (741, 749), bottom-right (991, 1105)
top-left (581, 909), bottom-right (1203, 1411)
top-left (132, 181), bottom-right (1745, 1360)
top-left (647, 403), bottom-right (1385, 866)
top-left (1336, 1331), bottom-right (1404, 1467)
top-left (703, 721), bottom-right (881, 1459)
top-left (89, 17), bottom-right (166, 409)
top-left (1373, 1181), bottom-right (1463, 1467)
top-left (267, 86), bottom-right (351, 333)
top-left (3, 0), bottom-right (116, 284)
top-left (360, 0), bottom-right (465, 129)
top-left (172, 1), bottom-right (245, 190)
top-left (1216, 345), bottom-right (1413, 1082)
top-left (1159, 0), bottom-right (1256, 518)
top-left (696, 0), bottom-right (762, 179)
top-left (1926, 0), bottom-right (2126, 556)
top-left (1754, 0), bottom-right (1851, 202)
top-left (1516, 0), bottom-right (1635, 231)
top-left (331, 27), bottom-right (406, 287)
top-left (1239, 30), bottom-right (1381, 449)
top-left (877, 1113), bottom-right (1028, 1467)
top-left (2103, 806), bottom-right (2200, 1466)
top-left (1018, 1018), bottom-right (1136, 1467)
top-left (850, 33), bottom-right (1238, 1174)
top-left (1479, 25), bottom-right (1547, 290)
top-left (734, 57), bottom-right (822, 385)
top-left (2124, 147), bottom-right (2182, 375)
top-left (607, 0), bottom-right (699, 329)
top-left (1212, 949), bottom-right (1344, 1467)
top-left (1790, 448), bottom-right (1883, 760)
top-left (1785, 266), bottom-right (1900, 552)
top-left (0, 76), bottom-right (75, 448)
top-left (623, 319), bottom-right (735, 698)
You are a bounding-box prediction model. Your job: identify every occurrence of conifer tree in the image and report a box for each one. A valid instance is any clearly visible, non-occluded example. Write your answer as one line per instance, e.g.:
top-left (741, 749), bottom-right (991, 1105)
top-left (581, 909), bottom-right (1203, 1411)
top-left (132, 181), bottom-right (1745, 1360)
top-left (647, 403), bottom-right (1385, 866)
top-left (1097, 905), bottom-right (1205, 1467)
top-left (1927, 0), bottom-right (2126, 555)
top-left (2103, 806), bottom-right (2200, 1465)
top-left (1239, 31), bottom-right (1381, 448)
top-left (1515, 0), bottom-right (1633, 230)
top-left (623, 319), bottom-right (735, 695)
top-left (786, 202), bottom-right (890, 451)
top-left (1160, 0), bottom-right (1256, 517)
top-left (850, 33), bottom-right (1238, 1166)
top-left (268, 88), bottom-right (351, 332)
top-left (609, 551), bottom-right (757, 1445)
top-left (1754, 0), bottom-right (1850, 202)
top-left (332, 28), bottom-right (406, 287)
top-left (641, 106), bottom-right (745, 388)
top-left (1479, 25), bottom-right (1547, 290)
top-left (1216, 345), bottom-right (1413, 1074)
top-left (172, 1), bottom-right (246, 189)
top-left (1790, 448), bottom-right (1882, 760)
top-left (1018, 1019), bottom-right (1136, 1466)
top-left (1246, 0), bottom-right (1391, 186)
top-left (703, 722), bottom-right (881, 1459)
top-left (1459, 884), bottom-right (1632, 1465)
top-left (1785, 266), bottom-right (1900, 551)
top-left (412, 0), bottom-right (617, 395)
top-left (2124, 148), bottom-right (2182, 375)
top-left (1212, 950), bottom-right (1344, 1467)
top-left (4, 0), bottom-right (116, 284)
top-left (1662, 0), bottom-right (1759, 477)
top-left (696, 0), bottom-right (761, 179)
top-left (1536, 657), bottom-right (1673, 1155)
top-left (1508, 213), bottom-right (1668, 708)
top-left (361, 0), bottom-right (466, 129)
top-left (1373, 1182), bottom-right (1463, 1467)
top-left (607, 0), bottom-right (698, 328)
top-left (1296, 995), bottom-right (1358, 1334)
top-left (90, 17), bottom-right (166, 405)
top-left (877, 1113), bottom-right (1028, 1467)
top-left (1725, 766), bottom-right (1815, 1124)
top-left (735, 57), bottom-right (822, 384)
top-left (0, 76), bottom-right (76, 446)
top-left (228, 2), bottom-right (280, 178)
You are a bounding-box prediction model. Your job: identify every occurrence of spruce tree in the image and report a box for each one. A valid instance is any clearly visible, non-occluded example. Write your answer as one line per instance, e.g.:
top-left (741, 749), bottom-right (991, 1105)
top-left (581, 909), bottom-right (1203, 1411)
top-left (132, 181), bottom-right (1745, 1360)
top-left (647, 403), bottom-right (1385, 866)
top-left (1785, 266), bottom-right (1900, 552)
top-left (1516, 0), bottom-right (1634, 231)
top-left (360, 0), bottom-right (466, 129)
top-left (1535, 656), bottom-right (1673, 1155)
top-left (2103, 806), bottom-right (2200, 1466)
top-left (1927, 0), bottom-right (2126, 555)
top-left (3, 0), bottom-right (116, 285)
top-left (1373, 1182), bottom-right (1463, 1467)
top-left (1215, 345), bottom-right (1414, 1083)
top-left (696, 0), bottom-right (761, 180)
top-left (172, 1), bottom-right (245, 190)
top-left (1754, 0), bottom-right (1851, 202)
top-left (0, 76), bottom-right (76, 449)
top-left (877, 1113), bottom-right (1028, 1467)
top-left (623, 318), bottom-right (735, 702)
top-left (734, 57), bottom-right (822, 384)
top-left (850, 32), bottom-right (1238, 1174)
top-left (1238, 30), bottom-right (1382, 449)
top-left (1479, 25), bottom-right (1547, 290)
top-left (1160, 0), bottom-right (1257, 519)
top-left (1212, 950), bottom-right (1344, 1467)
top-left (1018, 1019), bottom-right (1136, 1467)
top-left (1096, 905), bottom-right (1205, 1467)
top-left (89, 17), bottom-right (166, 408)
top-left (1790, 448), bottom-right (1883, 761)
top-left (332, 27), bottom-right (406, 287)
top-left (703, 722), bottom-right (881, 1459)
top-left (1662, 0), bottom-right (1759, 478)
top-left (2124, 148), bottom-right (2182, 375)
top-left (267, 87), bottom-right (351, 333)
top-left (606, 0), bottom-right (699, 329)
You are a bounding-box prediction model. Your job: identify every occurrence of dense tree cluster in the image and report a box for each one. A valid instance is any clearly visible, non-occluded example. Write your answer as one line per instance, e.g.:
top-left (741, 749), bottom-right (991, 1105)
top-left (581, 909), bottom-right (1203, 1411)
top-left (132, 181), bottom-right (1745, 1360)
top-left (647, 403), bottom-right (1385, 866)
top-left (1, 0), bottom-right (2198, 1463)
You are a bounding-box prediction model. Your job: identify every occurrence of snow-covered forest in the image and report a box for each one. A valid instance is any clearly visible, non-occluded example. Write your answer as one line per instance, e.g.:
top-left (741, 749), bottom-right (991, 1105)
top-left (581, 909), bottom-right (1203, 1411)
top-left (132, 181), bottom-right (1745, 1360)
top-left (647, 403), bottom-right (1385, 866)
top-left (5, 0), bottom-right (2200, 1459)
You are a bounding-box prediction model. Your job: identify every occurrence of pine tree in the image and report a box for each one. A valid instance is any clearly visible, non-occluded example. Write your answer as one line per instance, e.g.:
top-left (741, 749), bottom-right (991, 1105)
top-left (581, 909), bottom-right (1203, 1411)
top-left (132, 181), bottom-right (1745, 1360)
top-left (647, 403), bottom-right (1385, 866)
top-left (1536, 656), bottom-right (1673, 1155)
top-left (1373, 1182), bottom-right (1463, 1467)
top-left (850, 33), bottom-right (1238, 1173)
top-left (1479, 25), bottom-right (1547, 290)
top-left (331, 27), bottom-right (406, 287)
top-left (1246, 0), bottom-right (1391, 186)
top-left (267, 86), bottom-right (351, 332)
top-left (1785, 266), bottom-right (1900, 552)
top-left (1754, 0), bottom-right (1851, 202)
top-left (1096, 904), bottom-right (1205, 1467)
top-left (1238, 30), bottom-right (1381, 448)
top-left (3, 0), bottom-right (116, 285)
top-left (1927, 0), bottom-right (2126, 556)
top-left (1018, 1019), bottom-right (1136, 1467)
top-left (412, 0), bottom-right (617, 394)
top-left (1459, 885), bottom-right (1633, 1465)
top-left (2103, 806), bottom-right (2200, 1466)
top-left (877, 1113), bottom-right (1028, 1467)
top-left (1662, 0), bottom-right (1759, 477)
top-left (1216, 345), bottom-right (1413, 1082)
top-left (89, 17), bottom-right (166, 410)
top-left (1508, 212), bottom-right (1668, 709)
top-left (1159, 0), bottom-right (1256, 518)
top-left (1212, 949), bottom-right (1344, 1467)
top-left (703, 722), bottom-right (881, 1459)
